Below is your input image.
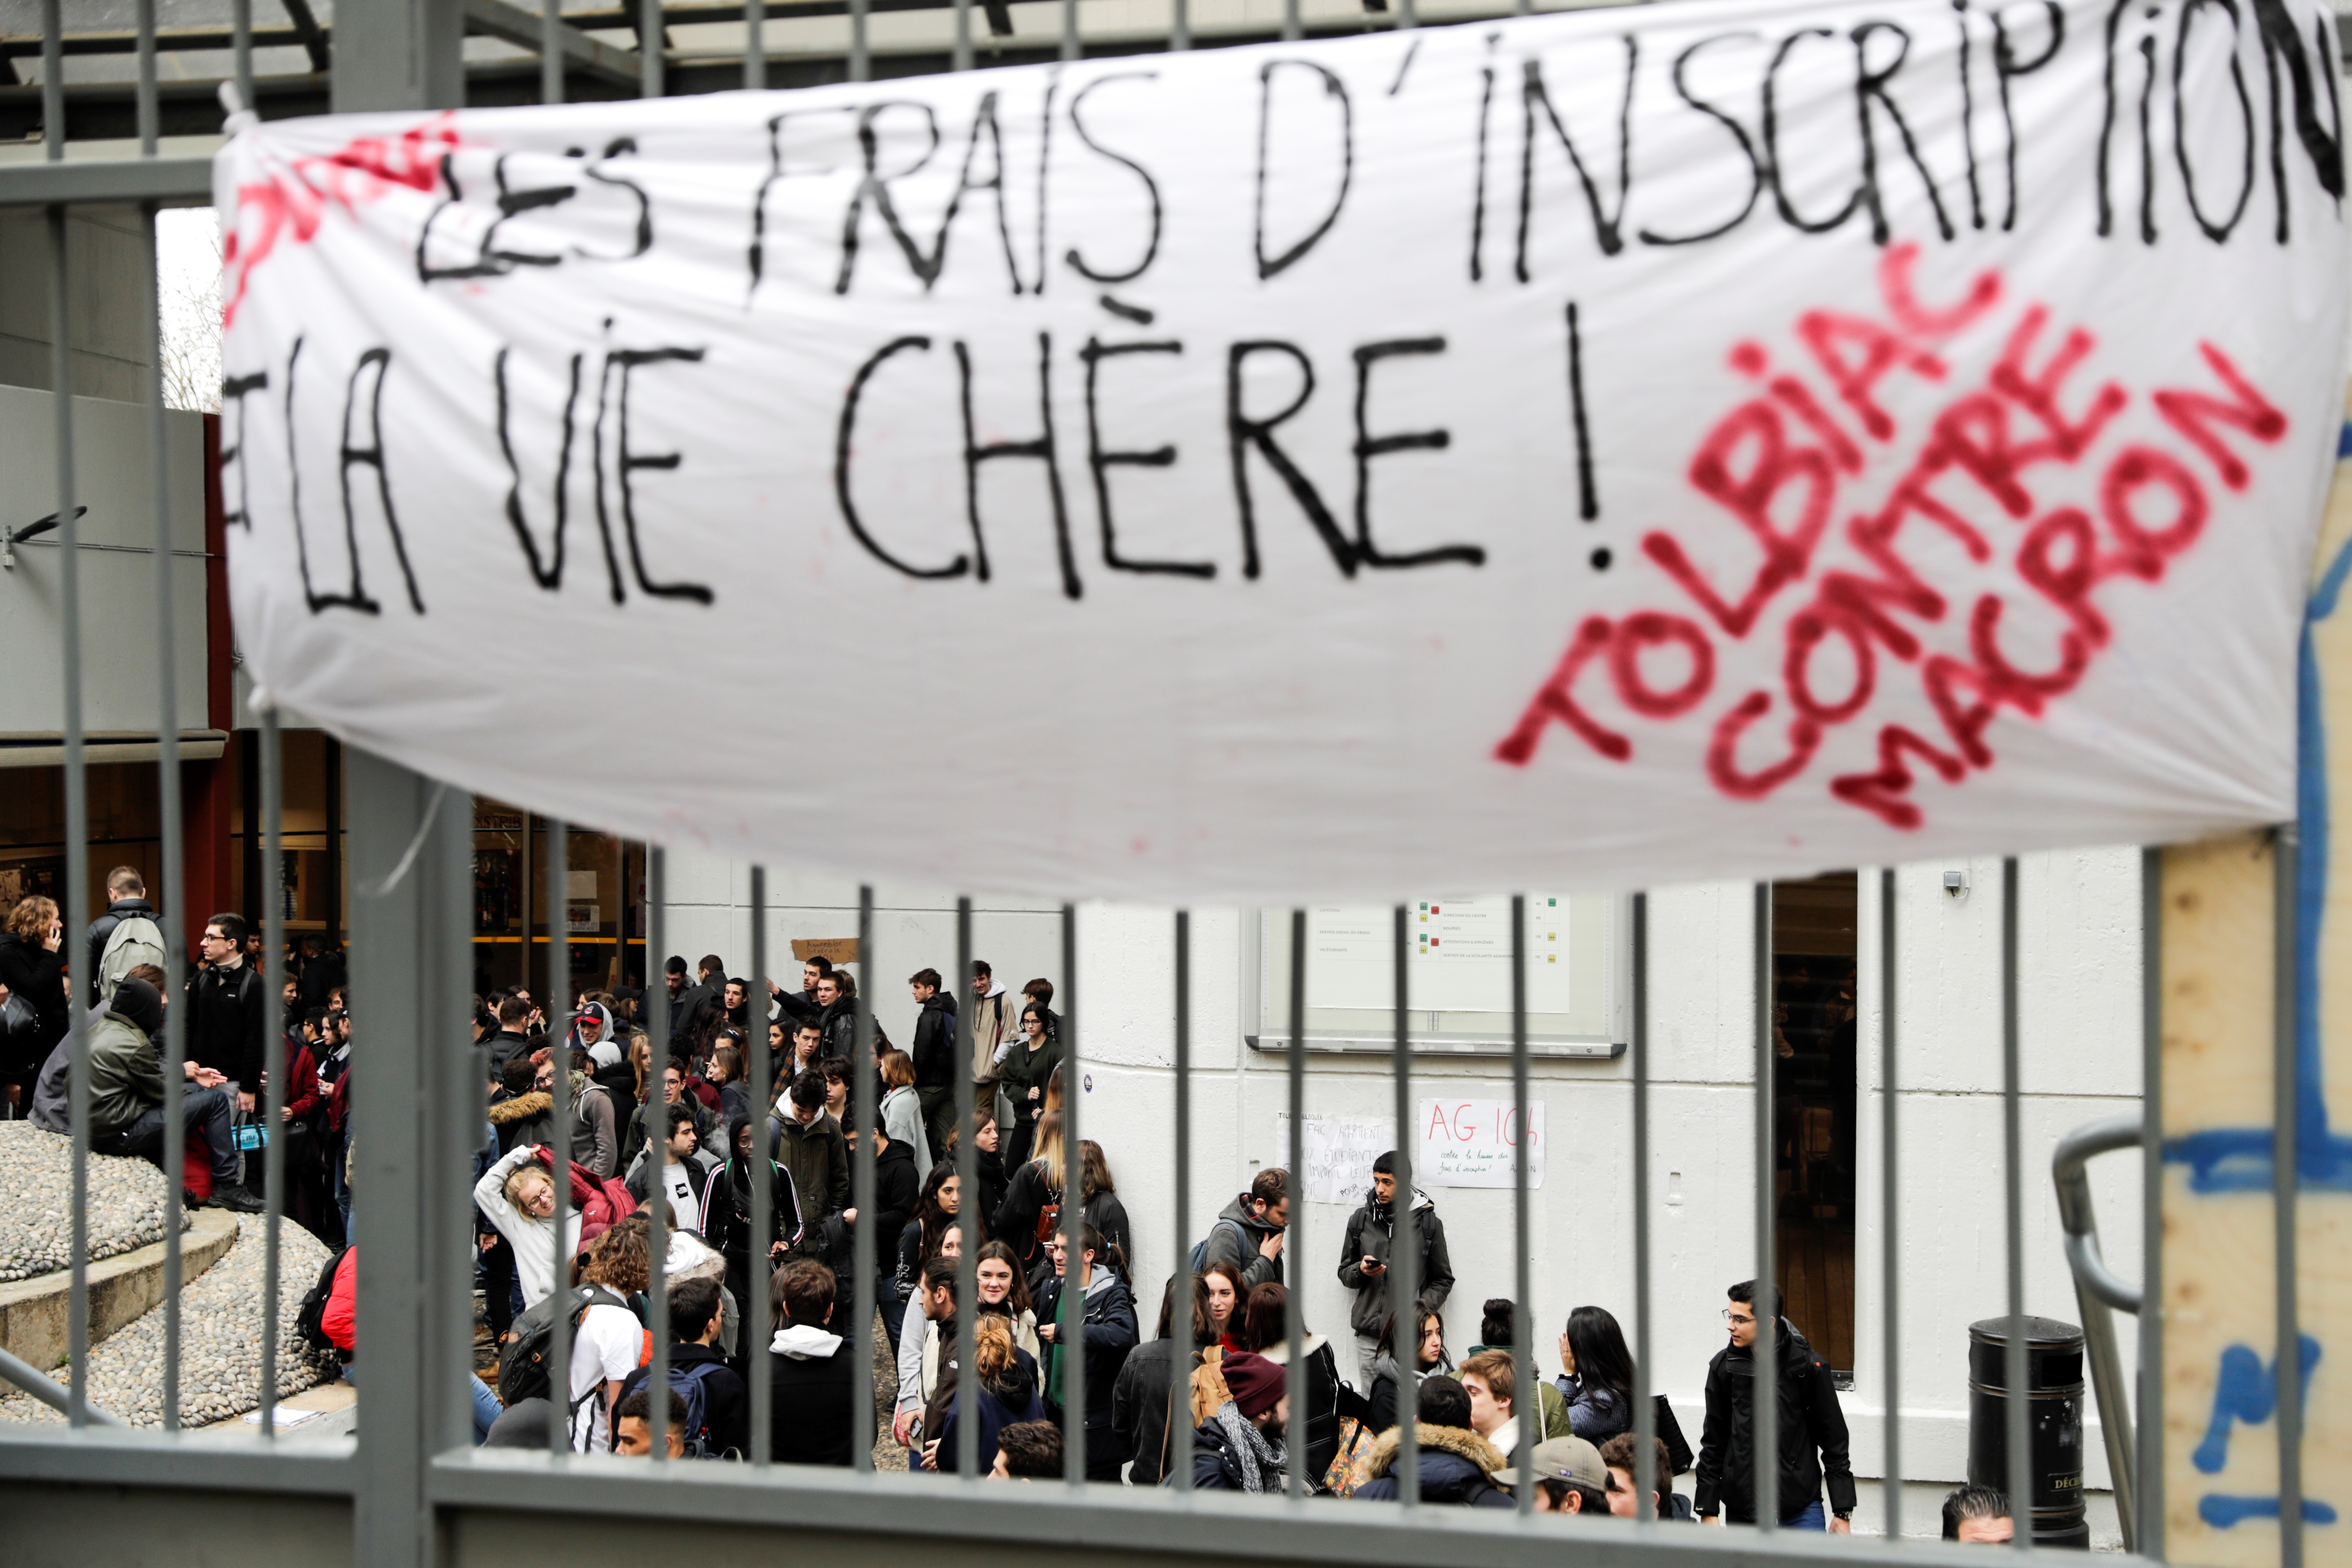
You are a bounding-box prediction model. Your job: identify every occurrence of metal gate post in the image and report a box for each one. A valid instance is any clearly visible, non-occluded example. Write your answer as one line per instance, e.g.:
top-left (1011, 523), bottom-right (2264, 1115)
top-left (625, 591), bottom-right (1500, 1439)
top-left (332, 0), bottom-right (463, 112)
top-left (349, 749), bottom-right (474, 1568)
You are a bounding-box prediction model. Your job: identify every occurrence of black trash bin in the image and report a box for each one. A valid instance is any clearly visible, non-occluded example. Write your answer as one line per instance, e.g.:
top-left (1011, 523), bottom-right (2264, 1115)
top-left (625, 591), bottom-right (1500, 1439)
top-left (1968, 1315), bottom-right (2090, 1549)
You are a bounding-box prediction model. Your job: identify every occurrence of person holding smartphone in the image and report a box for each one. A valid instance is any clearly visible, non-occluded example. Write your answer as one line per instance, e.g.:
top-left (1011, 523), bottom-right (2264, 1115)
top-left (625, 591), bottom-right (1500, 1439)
top-left (1338, 1150), bottom-right (1456, 1386)
top-left (0, 895), bottom-right (69, 1116)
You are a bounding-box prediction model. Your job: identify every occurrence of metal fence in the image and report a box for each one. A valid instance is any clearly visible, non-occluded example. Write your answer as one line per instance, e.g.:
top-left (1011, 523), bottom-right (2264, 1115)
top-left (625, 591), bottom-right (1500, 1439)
top-left (0, 2), bottom-right (2305, 1566)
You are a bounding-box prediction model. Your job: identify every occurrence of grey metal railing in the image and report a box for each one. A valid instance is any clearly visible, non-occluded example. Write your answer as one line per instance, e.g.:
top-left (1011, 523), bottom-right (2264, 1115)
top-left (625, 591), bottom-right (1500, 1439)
top-left (0, 4), bottom-right (2297, 1568)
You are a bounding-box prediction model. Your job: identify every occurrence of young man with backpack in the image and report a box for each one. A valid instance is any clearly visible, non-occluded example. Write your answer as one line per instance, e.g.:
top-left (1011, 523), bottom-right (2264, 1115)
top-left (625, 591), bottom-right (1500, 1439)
top-left (613, 1275), bottom-right (745, 1457)
top-left (85, 867), bottom-right (166, 1007)
top-left (495, 1215), bottom-right (653, 1452)
top-left (1199, 1168), bottom-right (1288, 1289)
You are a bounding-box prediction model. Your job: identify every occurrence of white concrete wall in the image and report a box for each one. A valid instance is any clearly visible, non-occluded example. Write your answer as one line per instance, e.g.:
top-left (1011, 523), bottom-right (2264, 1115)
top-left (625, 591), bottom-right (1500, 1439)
top-left (666, 844), bottom-right (2148, 1541)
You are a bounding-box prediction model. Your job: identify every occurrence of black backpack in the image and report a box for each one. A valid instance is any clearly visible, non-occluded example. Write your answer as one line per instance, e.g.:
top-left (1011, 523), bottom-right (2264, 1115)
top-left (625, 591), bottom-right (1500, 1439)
top-left (294, 1246), bottom-right (352, 1355)
top-left (498, 1284), bottom-right (632, 1409)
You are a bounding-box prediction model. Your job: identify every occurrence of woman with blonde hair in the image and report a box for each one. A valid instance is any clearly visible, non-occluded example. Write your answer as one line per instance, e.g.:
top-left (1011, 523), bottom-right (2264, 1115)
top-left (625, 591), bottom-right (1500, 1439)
top-left (473, 1143), bottom-right (586, 1306)
top-left (921, 1310), bottom-right (1046, 1474)
top-left (0, 894), bottom-right (66, 1111)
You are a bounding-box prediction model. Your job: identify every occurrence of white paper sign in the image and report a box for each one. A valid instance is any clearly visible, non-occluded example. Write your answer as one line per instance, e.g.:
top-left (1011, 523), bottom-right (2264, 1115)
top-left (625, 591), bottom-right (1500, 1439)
top-left (214, 0), bottom-right (2348, 903)
top-left (1416, 1097), bottom-right (1546, 1189)
top-left (1273, 1114), bottom-right (1397, 1205)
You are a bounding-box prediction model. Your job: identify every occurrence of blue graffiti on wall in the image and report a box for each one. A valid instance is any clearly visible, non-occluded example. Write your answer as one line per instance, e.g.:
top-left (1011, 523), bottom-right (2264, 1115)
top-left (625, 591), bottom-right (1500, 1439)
top-left (2193, 1336), bottom-right (2334, 1527)
top-left (2171, 424), bottom-right (2352, 1530)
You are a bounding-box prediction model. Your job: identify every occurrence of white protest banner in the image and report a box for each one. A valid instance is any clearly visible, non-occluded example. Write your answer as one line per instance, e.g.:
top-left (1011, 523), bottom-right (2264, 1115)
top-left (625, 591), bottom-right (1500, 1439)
top-left (1272, 1114), bottom-right (1397, 1205)
top-left (216, 0), bottom-right (2347, 903)
top-left (1416, 1097), bottom-right (1546, 1189)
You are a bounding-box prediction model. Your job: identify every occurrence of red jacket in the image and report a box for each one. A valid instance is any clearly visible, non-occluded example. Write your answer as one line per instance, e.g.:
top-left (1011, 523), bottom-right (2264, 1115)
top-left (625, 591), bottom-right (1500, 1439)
top-left (322, 1248), bottom-right (357, 1354)
top-left (534, 1145), bottom-right (640, 1246)
top-left (280, 1039), bottom-right (321, 1121)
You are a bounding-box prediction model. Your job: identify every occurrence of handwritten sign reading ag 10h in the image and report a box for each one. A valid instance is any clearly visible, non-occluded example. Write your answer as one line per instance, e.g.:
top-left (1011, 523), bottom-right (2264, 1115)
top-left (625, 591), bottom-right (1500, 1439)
top-left (215, 0), bottom-right (2346, 905)
top-left (1419, 1098), bottom-right (1545, 1190)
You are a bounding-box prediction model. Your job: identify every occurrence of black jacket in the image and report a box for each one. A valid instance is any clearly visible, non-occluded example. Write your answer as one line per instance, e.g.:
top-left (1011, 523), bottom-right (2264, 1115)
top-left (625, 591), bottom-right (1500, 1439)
top-left (992, 1157), bottom-right (1060, 1269)
top-left (765, 1325), bottom-right (858, 1466)
top-left (1187, 1411), bottom-right (1286, 1492)
top-left (1111, 1337), bottom-right (1195, 1486)
top-left (1693, 1318), bottom-right (1856, 1524)
top-left (1337, 1187), bottom-right (1455, 1340)
top-left (0, 931), bottom-right (68, 1068)
top-left (619, 1341), bottom-right (748, 1458)
top-left (867, 1137), bottom-right (921, 1273)
top-left (697, 1156), bottom-right (804, 1307)
top-left (186, 958), bottom-right (268, 1086)
top-left (909, 991), bottom-right (958, 1090)
top-left (1034, 1269), bottom-right (1139, 1465)
top-left (771, 988), bottom-right (858, 1061)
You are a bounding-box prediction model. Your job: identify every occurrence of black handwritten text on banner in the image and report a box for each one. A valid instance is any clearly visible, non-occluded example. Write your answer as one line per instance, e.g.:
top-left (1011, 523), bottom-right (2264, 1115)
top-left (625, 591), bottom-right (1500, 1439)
top-left (216, 0), bottom-right (2348, 902)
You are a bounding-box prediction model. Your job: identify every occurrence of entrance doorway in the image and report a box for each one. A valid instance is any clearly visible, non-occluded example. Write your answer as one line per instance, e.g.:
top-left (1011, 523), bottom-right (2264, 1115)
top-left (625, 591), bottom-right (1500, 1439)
top-left (1772, 872), bottom-right (1858, 1373)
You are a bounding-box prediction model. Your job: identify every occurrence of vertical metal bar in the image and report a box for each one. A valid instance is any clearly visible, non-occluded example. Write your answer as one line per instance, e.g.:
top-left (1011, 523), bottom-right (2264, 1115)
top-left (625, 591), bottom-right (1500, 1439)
top-left (232, 0), bottom-right (253, 119)
top-left (2273, 826), bottom-right (2304, 1568)
top-left (1285, 909), bottom-right (1307, 1501)
top-left (141, 195), bottom-right (187, 1432)
top-left (952, 0), bottom-right (972, 72)
top-left (542, 0), bottom-right (564, 102)
top-left (1059, 904), bottom-right (1083, 1486)
top-left (136, 0), bottom-right (159, 153)
top-left (1511, 895), bottom-right (1534, 1514)
top-left (1392, 904), bottom-right (1419, 1507)
top-left (955, 897), bottom-right (979, 1481)
top-left (743, 0), bottom-right (765, 88)
top-left (640, 0), bottom-right (663, 95)
top-left (2003, 857), bottom-right (2029, 1551)
top-left (751, 866), bottom-right (774, 1465)
top-left (41, 0), bottom-right (61, 159)
top-left (1172, 910), bottom-right (1194, 1494)
top-left (547, 817), bottom-right (572, 1456)
top-left (1061, 0), bottom-right (1078, 61)
top-left (748, 867), bottom-right (772, 1458)
top-left (2139, 847), bottom-right (2165, 1560)
top-left (1632, 893), bottom-right (1655, 1525)
top-left (1753, 880), bottom-right (1777, 1531)
top-left (1281, 0), bottom-right (1298, 44)
top-left (51, 200), bottom-right (89, 1428)
top-left (850, 884), bottom-right (877, 1472)
top-left (849, 0), bottom-right (868, 82)
top-left (260, 707), bottom-right (286, 1434)
top-left (1171, 0), bottom-right (1189, 51)
top-left (645, 849), bottom-right (669, 1459)
top-left (348, 749), bottom-right (471, 1568)
top-left (1881, 868), bottom-right (1901, 1539)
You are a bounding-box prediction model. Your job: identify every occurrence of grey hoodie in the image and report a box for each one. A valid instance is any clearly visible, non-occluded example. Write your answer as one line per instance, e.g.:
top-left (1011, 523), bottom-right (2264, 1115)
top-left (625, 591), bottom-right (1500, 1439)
top-left (1201, 1194), bottom-right (1285, 1289)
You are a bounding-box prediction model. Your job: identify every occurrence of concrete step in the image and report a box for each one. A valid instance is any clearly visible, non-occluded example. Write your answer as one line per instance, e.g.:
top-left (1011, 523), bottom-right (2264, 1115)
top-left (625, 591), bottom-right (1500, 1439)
top-left (0, 1208), bottom-right (239, 1370)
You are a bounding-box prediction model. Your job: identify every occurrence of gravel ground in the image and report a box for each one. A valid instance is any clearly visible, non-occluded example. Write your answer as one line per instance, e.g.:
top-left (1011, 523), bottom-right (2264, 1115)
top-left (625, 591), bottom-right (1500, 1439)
top-left (0, 1214), bottom-right (334, 1427)
top-left (0, 1122), bottom-right (188, 1283)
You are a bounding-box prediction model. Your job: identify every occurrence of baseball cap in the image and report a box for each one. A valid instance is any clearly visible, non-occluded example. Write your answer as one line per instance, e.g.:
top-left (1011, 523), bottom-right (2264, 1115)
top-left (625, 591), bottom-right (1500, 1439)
top-left (1528, 1435), bottom-right (1609, 1489)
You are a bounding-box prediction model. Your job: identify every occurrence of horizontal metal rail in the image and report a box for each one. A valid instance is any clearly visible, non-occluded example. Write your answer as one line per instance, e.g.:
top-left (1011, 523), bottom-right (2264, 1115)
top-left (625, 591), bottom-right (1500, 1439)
top-left (0, 1348), bottom-right (129, 1429)
top-left (0, 156), bottom-right (212, 207)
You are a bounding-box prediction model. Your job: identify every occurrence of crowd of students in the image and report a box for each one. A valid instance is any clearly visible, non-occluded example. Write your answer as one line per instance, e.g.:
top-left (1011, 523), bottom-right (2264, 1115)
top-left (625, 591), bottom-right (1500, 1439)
top-left (4, 899), bottom-right (2020, 1535)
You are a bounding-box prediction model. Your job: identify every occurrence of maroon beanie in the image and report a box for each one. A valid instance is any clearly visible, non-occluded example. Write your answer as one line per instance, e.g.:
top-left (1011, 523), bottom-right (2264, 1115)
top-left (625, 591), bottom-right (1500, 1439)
top-left (1221, 1351), bottom-right (1286, 1420)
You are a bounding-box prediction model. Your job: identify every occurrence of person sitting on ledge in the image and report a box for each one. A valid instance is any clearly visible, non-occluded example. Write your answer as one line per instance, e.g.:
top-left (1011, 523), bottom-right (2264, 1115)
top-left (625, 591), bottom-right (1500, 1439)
top-left (56, 976), bottom-right (264, 1213)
